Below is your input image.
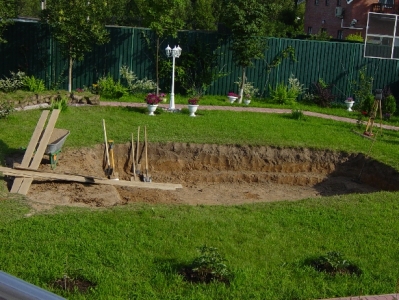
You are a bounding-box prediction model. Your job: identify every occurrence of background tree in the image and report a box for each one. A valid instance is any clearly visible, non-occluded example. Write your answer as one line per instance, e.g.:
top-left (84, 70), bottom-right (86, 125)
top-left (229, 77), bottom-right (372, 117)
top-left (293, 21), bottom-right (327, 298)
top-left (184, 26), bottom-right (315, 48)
top-left (41, 0), bottom-right (110, 92)
top-left (0, 0), bottom-right (18, 43)
top-left (223, 0), bottom-right (269, 103)
top-left (186, 0), bottom-right (223, 31)
top-left (134, 0), bottom-right (189, 95)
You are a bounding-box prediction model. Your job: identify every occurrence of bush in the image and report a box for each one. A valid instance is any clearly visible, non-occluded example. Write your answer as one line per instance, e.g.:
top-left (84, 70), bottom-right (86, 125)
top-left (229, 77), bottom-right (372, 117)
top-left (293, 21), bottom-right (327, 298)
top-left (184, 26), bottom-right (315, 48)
top-left (311, 79), bottom-right (336, 107)
top-left (50, 97), bottom-right (68, 112)
top-left (269, 75), bottom-right (304, 105)
top-left (97, 75), bottom-right (127, 99)
top-left (345, 33), bottom-right (364, 42)
top-left (361, 94), bottom-right (375, 115)
top-left (383, 94), bottom-right (396, 115)
top-left (0, 71), bottom-right (27, 92)
top-left (120, 66), bottom-right (157, 94)
top-left (23, 75), bottom-right (46, 93)
top-left (352, 67), bottom-right (373, 111)
top-left (291, 109), bottom-right (305, 120)
top-left (269, 82), bottom-right (297, 105)
top-left (0, 99), bottom-right (14, 119)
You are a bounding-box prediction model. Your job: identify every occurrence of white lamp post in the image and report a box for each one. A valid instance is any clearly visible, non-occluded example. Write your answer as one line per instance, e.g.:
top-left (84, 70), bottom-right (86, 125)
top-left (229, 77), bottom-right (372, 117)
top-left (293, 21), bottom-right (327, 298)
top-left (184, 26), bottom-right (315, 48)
top-left (165, 45), bottom-right (182, 110)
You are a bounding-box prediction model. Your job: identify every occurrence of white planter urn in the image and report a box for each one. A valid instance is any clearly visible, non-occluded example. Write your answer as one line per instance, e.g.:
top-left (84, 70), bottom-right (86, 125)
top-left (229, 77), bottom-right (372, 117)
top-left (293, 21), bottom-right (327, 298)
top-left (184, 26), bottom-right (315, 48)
top-left (147, 104), bottom-right (158, 116)
top-left (345, 101), bottom-right (355, 112)
top-left (244, 99), bottom-right (251, 105)
top-left (227, 96), bottom-right (237, 103)
top-left (188, 104), bottom-right (199, 117)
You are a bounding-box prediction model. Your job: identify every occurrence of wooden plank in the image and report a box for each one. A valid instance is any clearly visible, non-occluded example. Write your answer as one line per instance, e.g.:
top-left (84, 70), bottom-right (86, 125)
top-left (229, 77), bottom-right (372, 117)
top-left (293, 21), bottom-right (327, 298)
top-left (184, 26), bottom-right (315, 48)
top-left (0, 167), bottom-right (183, 191)
top-left (17, 109), bottom-right (60, 195)
top-left (10, 110), bottom-right (50, 193)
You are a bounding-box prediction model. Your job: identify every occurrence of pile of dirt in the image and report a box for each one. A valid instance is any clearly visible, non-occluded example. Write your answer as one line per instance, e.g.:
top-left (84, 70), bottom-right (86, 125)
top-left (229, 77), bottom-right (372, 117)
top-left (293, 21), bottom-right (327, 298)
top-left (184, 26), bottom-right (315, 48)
top-left (6, 142), bottom-right (399, 211)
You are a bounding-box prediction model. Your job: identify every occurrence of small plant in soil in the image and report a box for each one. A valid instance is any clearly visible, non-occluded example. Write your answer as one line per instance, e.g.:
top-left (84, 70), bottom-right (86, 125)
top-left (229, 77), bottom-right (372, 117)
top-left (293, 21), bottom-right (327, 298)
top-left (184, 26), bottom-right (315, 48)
top-left (51, 257), bottom-right (96, 294)
top-left (179, 245), bottom-right (231, 284)
top-left (291, 108), bottom-right (305, 120)
top-left (309, 251), bottom-right (362, 276)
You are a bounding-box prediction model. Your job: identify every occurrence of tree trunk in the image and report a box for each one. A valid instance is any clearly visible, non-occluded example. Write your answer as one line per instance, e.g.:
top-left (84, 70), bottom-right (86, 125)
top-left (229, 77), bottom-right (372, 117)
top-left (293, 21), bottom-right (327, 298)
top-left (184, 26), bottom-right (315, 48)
top-left (68, 55), bottom-right (73, 93)
top-left (238, 67), bottom-right (246, 103)
top-left (156, 37), bottom-right (159, 96)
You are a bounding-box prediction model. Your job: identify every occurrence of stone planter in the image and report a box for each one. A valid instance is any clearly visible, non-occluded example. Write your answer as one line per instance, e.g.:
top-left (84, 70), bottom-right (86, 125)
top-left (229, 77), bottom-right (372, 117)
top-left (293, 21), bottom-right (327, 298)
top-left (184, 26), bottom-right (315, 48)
top-left (227, 96), bottom-right (237, 103)
top-left (345, 101), bottom-right (355, 112)
top-left (147, 104), bottom-right (158, 116)
top-left (188, 104), bottom-right (199, 117)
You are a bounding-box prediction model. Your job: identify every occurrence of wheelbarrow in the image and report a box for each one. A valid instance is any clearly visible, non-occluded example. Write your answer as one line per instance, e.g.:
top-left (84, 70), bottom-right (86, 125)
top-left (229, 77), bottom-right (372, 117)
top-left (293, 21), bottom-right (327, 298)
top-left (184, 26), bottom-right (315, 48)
top-left (44, 128), bottom-right (70, 169)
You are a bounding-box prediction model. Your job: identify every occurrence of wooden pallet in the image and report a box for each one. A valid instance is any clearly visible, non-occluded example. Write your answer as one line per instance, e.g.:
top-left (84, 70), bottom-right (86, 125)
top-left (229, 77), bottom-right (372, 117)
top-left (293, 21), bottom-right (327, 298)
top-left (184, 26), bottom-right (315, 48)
top-left (1, 167), bottom-right (182, 191)
top-left (10, 109), bottom-right (60, 195)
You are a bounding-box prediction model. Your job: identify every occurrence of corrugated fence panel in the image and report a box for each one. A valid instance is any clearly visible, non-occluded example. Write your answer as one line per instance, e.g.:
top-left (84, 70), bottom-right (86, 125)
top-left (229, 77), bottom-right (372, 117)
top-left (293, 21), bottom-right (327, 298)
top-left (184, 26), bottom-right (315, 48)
top-left (1, 21), bottom-right (399, 100)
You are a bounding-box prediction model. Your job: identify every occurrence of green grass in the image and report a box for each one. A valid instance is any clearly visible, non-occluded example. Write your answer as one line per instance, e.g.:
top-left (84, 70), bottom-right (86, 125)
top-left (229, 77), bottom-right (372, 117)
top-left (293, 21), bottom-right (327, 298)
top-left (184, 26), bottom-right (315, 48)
top-left (0, 194), bottom-right (399, 299)
top-left (1, 106), bottom-right (399, 169)
top-left (1, 101), bottom-right (399, 299)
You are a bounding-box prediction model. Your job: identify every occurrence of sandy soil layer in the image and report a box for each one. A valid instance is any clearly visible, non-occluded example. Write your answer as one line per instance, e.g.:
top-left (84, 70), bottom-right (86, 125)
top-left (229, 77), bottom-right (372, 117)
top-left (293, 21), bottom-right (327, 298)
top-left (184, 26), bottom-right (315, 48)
top-left (5, 142), bottom-right (399, 212)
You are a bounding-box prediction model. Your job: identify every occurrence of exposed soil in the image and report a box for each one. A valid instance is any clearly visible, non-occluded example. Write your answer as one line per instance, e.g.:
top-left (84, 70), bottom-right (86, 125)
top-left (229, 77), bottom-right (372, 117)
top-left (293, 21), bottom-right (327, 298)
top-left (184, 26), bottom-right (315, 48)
top-left (6, 142), bottom-right (399, 212)
top-left (52, 276), bottom-right (96, 293)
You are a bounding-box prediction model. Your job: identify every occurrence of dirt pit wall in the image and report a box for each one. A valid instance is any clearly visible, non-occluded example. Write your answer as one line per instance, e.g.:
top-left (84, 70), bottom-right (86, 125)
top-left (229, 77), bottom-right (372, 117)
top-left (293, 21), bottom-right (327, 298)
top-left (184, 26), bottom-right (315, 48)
top-left (7, 143), bottom-right (399, 210)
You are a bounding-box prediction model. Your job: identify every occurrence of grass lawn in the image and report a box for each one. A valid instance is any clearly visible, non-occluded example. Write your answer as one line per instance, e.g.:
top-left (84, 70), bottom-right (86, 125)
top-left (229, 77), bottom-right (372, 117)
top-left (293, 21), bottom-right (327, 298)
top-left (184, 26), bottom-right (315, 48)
top-left (0, 103), bottom-right (399, 299)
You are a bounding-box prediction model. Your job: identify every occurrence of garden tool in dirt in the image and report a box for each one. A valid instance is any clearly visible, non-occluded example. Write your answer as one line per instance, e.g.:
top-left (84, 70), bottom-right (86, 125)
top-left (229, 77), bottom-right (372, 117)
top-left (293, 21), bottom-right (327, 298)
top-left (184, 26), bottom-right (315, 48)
top-left (136, 126), bottom-right (141, 176)
top-left (130, 132), bottom-right (137, 181)
top-left (108, 140), bottom-right (119, 180)
top-left (102, 119), bottom-right (113, 177)
top-left (142, 126), bottom-right (152, 182)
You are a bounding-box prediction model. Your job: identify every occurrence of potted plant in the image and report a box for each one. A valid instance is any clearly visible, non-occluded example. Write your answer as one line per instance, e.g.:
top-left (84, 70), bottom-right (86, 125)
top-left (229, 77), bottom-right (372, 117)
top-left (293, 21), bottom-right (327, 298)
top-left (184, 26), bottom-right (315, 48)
top-left (227, 92), bottom-right (238, 103)
top-left (188, 97), bottom-right (199, 117)
top-left (344, 97), bottom-right (355, 111)
top-left (244, 93), bottom-right (251, 105)
top-left (160, 93), bottom-right (167, 103)
top-left (145, 93), bottom-right (161, 116)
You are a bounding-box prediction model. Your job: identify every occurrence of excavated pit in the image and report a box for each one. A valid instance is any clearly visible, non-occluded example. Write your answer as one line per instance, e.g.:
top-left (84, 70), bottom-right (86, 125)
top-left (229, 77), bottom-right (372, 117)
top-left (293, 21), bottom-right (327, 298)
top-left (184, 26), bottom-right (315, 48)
top-left (6, 142), bottom-right (399, 211)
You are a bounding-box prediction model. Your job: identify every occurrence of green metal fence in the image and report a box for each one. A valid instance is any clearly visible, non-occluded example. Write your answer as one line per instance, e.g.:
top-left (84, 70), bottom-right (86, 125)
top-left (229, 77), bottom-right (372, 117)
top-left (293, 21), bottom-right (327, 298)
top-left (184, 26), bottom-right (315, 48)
top-left (1, 21), bottom-right (398, 101)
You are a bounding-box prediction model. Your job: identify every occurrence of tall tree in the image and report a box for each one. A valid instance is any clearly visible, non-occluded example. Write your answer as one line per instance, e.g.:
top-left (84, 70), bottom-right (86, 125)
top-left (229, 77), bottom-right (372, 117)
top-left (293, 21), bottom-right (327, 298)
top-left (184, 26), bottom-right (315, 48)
top-left (41, 0), bottom-right (110, 92)
top-left (0, 0), bottom-right (18, 43)
top-left (223, 0), bottom-right (268, 103)
top-left (134, 0), bottom-right (189, 95)
top-left (187, 0), bottom-right (222, 31)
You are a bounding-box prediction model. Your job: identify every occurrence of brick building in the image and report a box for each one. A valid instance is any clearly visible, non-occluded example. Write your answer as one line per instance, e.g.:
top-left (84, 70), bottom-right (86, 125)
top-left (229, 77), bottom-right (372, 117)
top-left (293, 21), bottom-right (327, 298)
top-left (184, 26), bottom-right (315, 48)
top-left (300, 0), bottom-right (397, 39)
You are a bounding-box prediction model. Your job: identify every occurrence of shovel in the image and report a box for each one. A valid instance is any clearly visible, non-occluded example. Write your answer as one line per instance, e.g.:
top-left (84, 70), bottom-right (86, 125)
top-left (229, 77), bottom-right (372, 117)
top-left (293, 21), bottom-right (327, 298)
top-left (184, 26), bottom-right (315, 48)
top-left (136, 126), bottom-right (141, 176)
top-left (102, 119), bottom-right (113, 177)
top-left (130, 132), bottom-right (137, 181)
top-left (142, 126), bottom-right (151, 182)
top-left (108, 140), bottom-right (119, 180)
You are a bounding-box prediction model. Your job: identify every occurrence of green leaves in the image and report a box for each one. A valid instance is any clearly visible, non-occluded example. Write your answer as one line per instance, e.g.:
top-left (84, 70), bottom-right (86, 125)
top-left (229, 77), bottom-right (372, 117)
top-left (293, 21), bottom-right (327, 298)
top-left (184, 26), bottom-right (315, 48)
top-left (41, 0), bottom-right (110, 61)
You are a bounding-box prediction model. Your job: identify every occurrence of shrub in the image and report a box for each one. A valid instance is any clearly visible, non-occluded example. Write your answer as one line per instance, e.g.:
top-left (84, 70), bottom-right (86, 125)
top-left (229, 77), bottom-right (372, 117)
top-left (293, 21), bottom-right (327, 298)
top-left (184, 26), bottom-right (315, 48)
top-left (361, 94), bottom-right (375, 115)
top-left (0, 71), bottom-right (27, 92)
top-left (383, 94), bottom-right (396, 115)
top-left (23, 75), bottom-right (46, 93)
top-left (97, 75), bottom-right (127, 99)
top-left (309, 251), bottom-right (362, 276)
top-left (311, 78), bottom-right (336, 107)
top-left (235, 77), bottom-right (259, 99)
top-left (50, 97), bottom-right (68, 112)
top-left (0, 99), bottom-right (14, 119)
top-left (291, 109), bottom-right (305, 120)
top-left (345, 33), bottom-right (364, 42)
top-left (120, 66), bottom-right (157, 94)
top-left (352, 67), bottom-right (373, 111)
